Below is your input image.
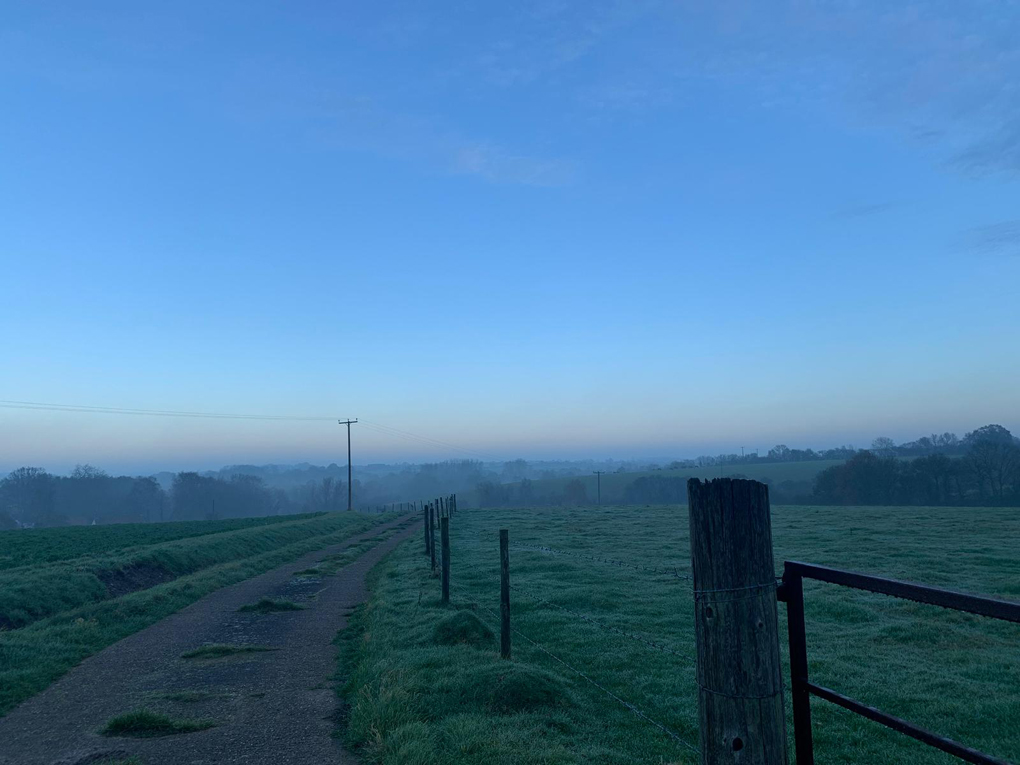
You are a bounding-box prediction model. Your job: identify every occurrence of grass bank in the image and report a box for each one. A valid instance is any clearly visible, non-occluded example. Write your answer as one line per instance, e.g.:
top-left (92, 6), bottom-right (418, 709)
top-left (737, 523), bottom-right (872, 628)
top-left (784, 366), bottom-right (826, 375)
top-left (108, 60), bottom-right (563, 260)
top-left (338, 504), bottom-right (1020, 764)
top-left (0, 511), bottom-right (397, 716)
top-left (0, 513), bottom-right (318, 571)
top-left (1, 513), bottom-right (358, 629)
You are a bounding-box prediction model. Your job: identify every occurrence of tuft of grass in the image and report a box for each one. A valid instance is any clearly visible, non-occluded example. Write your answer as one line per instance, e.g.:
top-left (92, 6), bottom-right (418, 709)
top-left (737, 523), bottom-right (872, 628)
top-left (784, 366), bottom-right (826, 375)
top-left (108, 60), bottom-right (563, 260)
top-left (237, 597), bottom-right (304, 614)
top-left (432, 611), bottom-right (494, 648)
top-left (101, 709), bottom-right (216, 737)
top-left (294, 567), bottom-right (322, 577)
top-left (181, 643), bottom-right (278, 660)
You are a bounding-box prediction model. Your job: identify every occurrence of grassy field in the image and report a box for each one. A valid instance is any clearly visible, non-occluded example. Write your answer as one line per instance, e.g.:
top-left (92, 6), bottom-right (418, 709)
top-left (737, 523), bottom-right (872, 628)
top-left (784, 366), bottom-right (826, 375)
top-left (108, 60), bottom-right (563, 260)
top-left (338, 503), bottom-right (1020, 764)
top-left (0, 514), bottom-right (319, 571)
top-left (0, 510), bottom-right (396, 716)
top-left (477, 460), bottom-right (843, 505)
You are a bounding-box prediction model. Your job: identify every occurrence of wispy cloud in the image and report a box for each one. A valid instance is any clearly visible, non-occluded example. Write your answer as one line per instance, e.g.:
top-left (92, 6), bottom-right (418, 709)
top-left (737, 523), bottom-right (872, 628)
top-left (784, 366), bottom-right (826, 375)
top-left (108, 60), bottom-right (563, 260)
top-left (477, 1), bottom-right (1020, 177)
top-left (958, 220), bottom-right (1020, 257)
top-left (453, 145), bottom-right (575, 186)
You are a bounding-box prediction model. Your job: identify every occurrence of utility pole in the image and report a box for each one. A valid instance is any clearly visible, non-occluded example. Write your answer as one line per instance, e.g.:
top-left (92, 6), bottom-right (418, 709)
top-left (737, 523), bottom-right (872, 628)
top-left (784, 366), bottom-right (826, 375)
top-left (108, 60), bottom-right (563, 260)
top-left (338, 419), bottom-right (358, 511)
top-left (592, 471), bottom-right (604, 505)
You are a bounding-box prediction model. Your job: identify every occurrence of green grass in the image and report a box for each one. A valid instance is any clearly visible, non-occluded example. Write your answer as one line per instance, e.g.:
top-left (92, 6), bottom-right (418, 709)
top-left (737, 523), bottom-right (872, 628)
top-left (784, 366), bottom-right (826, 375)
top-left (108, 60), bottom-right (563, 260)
top-left (181, 643), bottom-right (279, 659)
top-left (0, 512), bottom-right (379, 630)
top-left (101, 708), bottom-right (216, 737)
top-left (339, 504), bottom-right (1020, 765)
top-left (238, 597), bottom-right (305, 613)
top-left (0, 513), bottom-right (321, 571)
top-left (0, 511), bottom-right (397, 716)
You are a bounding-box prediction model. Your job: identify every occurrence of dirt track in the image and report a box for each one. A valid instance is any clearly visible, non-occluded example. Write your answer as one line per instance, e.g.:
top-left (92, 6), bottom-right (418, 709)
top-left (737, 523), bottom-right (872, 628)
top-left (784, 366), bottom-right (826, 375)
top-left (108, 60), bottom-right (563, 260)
top-left (0, 513), bottom-right (418, 765)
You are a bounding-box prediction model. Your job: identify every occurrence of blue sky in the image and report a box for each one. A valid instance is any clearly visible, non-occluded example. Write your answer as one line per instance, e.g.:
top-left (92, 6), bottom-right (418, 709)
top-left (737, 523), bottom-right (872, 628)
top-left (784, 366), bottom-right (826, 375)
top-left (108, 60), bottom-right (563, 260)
top-left (2, 1), bottom-right (1018, 473)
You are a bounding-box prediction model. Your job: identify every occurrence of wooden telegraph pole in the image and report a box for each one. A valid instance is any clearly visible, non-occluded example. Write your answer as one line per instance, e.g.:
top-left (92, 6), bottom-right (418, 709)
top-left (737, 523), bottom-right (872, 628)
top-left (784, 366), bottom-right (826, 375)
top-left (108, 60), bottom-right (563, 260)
top-left (338, 419), bottom-right (357, 511)
top-left (687, 478), bottom-right (787, 765)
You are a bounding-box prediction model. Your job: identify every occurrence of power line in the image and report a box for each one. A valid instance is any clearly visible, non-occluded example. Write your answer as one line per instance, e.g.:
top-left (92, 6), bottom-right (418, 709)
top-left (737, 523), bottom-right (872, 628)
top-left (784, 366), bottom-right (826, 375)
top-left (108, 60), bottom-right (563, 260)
top-left (0, 399), bottom-right (500, 462)
top-left (0, 400), bottom-right (339, 422)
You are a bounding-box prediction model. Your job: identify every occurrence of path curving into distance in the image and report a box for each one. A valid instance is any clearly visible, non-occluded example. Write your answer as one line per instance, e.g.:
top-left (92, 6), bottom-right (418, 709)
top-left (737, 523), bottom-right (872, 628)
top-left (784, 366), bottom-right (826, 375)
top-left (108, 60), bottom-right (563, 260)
top-left (0, 513), bottom-right (419, 765)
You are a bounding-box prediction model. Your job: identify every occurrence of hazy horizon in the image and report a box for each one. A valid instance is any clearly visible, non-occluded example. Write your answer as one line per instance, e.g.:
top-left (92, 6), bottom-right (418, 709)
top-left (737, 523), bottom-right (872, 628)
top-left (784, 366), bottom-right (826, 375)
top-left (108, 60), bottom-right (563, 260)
top-left (1, 409), bottom-right (1012, 477)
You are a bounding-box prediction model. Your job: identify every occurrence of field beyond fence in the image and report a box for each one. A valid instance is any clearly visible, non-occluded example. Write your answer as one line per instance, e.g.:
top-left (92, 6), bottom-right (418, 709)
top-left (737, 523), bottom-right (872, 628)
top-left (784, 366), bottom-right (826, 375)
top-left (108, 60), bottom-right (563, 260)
top-left (340, 501), bottom-right (1020, 764)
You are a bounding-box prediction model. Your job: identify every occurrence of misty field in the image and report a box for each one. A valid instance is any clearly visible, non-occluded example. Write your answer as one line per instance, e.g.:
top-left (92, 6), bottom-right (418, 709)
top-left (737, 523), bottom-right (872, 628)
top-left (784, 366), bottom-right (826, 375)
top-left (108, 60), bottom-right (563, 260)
top-left (482, 459), bottom-right (843, 506)
top-left (340, 504), bottom-right (1020, 764)
top-left (0, 511), bottom-right (396, 715)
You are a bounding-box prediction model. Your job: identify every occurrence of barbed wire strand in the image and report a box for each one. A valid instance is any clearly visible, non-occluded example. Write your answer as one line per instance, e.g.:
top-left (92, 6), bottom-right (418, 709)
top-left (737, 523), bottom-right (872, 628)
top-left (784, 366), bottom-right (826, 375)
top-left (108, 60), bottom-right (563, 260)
top-left (508, 542), bottom-right (694, 582)
top-left (475, 603), bottom-right (699, 756)
top-left (509, 583), bottom-right (695, 664)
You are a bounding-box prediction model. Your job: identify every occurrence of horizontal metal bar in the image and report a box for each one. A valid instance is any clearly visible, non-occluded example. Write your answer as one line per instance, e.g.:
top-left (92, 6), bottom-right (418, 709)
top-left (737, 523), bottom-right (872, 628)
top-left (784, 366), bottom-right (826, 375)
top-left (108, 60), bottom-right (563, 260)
top-left (806, 682), bottom-right (1012, 765)
top-left (785, 561), bottom-right (1020, 623)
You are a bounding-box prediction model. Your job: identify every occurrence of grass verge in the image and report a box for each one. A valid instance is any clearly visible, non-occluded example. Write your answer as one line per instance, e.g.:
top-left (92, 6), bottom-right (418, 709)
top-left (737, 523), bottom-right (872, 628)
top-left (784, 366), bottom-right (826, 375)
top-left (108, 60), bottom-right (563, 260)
top-left (101, 709), bottom-right (216, 737)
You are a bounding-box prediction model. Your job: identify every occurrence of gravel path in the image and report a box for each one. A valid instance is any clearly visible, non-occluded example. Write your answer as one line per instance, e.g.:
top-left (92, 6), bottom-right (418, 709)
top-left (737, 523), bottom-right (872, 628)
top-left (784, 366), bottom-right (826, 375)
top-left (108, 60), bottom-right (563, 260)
top-left (0, 513), bottom-right (418, 765)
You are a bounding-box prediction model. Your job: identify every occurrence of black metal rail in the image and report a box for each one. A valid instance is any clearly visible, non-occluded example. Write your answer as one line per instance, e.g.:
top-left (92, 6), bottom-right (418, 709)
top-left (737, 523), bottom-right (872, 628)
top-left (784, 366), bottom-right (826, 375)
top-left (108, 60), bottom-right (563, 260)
top-left (779, 560), bottom-right (1020, 765)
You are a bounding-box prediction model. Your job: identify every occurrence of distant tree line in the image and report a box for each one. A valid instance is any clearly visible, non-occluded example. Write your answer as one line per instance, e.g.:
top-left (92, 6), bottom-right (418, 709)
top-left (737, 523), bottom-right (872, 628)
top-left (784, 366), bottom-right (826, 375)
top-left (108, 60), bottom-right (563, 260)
top-left (812, 425), bottom-right (1020, 506)
top-left (0, 457), bottom-right (502, 529)
top-left (0, 466), bottom-right (357, 529)
top-left (474, 423), bottom-right (1020, 509)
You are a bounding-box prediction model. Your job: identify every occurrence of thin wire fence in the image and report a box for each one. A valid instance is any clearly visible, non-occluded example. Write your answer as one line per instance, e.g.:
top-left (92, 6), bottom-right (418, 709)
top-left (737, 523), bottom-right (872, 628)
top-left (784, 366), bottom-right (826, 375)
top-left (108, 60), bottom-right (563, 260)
top-left (509, 583), bottom-right (696, 664)
top-left (474, 602), bottom-right (700, 756)
top-left (507, 541), bottom-right (694, 582)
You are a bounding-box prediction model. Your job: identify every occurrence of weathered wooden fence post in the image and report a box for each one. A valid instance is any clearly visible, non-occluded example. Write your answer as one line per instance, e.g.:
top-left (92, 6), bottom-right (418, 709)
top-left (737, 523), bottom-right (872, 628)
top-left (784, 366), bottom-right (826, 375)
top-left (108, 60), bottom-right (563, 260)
top-left (429, 504), bottom-right (436, 573)
top-left (441, 516), bottom-right (450, 604)
top-left (687, 478), bottom-right (787, 765)
top-left (423, 503), bottom-right (430, 555)
top-left (500, 529), bottom-right (511, 659)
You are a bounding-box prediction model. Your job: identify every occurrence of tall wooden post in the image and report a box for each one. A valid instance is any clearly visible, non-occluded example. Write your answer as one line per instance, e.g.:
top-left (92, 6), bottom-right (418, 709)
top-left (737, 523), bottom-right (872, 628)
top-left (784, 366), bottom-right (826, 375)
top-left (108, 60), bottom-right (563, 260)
top-left (499, 529), bottom-right (511, 659)
top-left (441, 516), bottom-right (450, 604)
top-left (429, 504), bottom-right (436, 573)
top-left (423, 504), bottom-right (430, 555)
top-left (687, 478), bottom-right (787, 765)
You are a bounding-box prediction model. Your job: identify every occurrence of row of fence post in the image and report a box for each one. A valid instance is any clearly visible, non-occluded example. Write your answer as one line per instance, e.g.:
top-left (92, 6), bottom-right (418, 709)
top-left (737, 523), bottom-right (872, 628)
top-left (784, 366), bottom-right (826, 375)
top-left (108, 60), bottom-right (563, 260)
top-left (419, 494), bottom-right (457, 605)
top-left (417, 482), bottom-right (786, 765)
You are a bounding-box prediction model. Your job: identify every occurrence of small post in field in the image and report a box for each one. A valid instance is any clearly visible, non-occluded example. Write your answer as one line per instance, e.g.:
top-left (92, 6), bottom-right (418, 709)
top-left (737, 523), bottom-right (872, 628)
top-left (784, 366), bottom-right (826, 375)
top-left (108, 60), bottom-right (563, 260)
top-left (499, 529), bottom-right (511, 659)
top-left (441, 516), bottom-right (450, 604)
top-left (687, 478), bottom-right (787, 765)
top-left (429, 504), bottom-right (436, 573)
